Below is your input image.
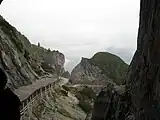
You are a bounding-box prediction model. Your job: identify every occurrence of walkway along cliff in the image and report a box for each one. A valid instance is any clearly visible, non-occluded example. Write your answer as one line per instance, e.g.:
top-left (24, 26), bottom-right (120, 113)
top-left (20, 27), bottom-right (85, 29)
top-left (14, 76), bottom-right (68, 120)
top-left (0, 11), bottom-right (96, 119)
top-left (91, 0), bottom-right (160, 120)
top-left (2, 0), bottom-right (160, 119)
top-left (0, 14), bottom-right (66, 89)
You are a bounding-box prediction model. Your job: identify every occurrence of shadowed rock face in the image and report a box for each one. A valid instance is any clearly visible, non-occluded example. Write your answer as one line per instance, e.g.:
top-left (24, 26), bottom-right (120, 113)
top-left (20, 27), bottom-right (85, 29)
top-left (91, 0), bottom-right (160, 120)
top-left (91, 84), bottom-right (131, 120)
top-left (0, 15), bottom-right (38, 89)
top-left (126, 0), bottom-right (160, 119)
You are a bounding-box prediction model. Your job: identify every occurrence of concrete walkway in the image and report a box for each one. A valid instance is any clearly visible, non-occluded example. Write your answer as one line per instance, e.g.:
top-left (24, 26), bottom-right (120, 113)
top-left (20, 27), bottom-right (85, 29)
top-left (14, 74), bottom-right (56, 101)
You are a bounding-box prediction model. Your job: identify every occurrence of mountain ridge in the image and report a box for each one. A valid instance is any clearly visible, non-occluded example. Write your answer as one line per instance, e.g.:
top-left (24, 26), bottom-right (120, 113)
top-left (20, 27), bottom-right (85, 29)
top-left (70, 52), bottom-right (128, 86)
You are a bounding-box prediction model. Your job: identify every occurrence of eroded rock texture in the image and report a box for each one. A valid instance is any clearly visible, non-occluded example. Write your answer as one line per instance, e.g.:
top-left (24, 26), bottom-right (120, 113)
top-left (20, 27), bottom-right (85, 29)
top-left (70, 57), bottom-right (112, 85)
top-left (0, 15), bottom-right (38, 89)
top-left (91, 0), bottom-right (160, 120)
top-left (91, 84), bottom-right (131, 120)
top-left (0, 15), bottom-right (65, 89)
top-left (126, 0), bottom-right (160, 119)
top-left (70, 52), bottom-right (128, 86)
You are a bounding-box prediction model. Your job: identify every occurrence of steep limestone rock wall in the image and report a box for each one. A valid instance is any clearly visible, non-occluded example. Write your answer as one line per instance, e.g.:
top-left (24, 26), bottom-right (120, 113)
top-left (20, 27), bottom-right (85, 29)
top-left (126, 0), bottom-right (160, 119)
top-left (42, 50), bottom-right (65, 74)
top-left (91, 84), bottom-right (131, 120)
top-left (22, 38), bottom-right (65, 75)
top-left (0, 15), bottom-right (38, 89)
top-left (0, 15), bottom-right (65, 89)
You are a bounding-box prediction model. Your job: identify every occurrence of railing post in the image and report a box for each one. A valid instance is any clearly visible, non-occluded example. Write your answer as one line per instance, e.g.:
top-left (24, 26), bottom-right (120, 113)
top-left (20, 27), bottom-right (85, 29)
top-left (49, 84), bottom-right (52, 96)
top-left (29, 96), bottom-right (32, 120)
top-left (19, 75), bottom-right (58, 119)
top-left (40, 88), bottom-right (43, 97)
top-left (45, 86), bottom-right (48, 99)
top-left (45, 86), bottom-right (46, 94)
top-left (21, 102), bottom-right (25, 120)
top-left (36, 90), bottom-right (38, 96)
top-left (51, 83), bottom-right (54, 92)
top-left (26, 99), bottom-right (31, 120)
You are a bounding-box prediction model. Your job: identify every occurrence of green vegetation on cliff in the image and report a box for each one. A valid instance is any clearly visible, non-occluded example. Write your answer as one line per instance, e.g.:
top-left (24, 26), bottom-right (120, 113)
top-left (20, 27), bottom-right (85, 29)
top-left (90, 52), bottom-right (128, 85)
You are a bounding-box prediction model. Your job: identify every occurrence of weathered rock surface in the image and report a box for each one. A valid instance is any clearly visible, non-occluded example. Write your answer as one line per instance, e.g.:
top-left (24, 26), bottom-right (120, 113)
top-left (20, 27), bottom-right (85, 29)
top-left (0, 15), bottom-right (65, 89)
top-left (23, 79), bottom-right (96, 120)
top-left (91, 0), bottom-right (160, 120)
top-left (126, 0), bottom-right (160, 119)
top-left (27, 44), bottom-right (65, 75)
top-left (0, 15), bottom-right (38, 89)
top-left (70, 52), bottom-right (128, 86)
top-left (91, 84), bottom-right (131, 120)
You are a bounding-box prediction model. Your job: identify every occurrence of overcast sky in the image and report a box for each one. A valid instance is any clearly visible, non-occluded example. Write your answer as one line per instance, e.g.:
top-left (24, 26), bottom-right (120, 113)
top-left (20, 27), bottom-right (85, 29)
top-left (0, 0), bottom-right (140, 72)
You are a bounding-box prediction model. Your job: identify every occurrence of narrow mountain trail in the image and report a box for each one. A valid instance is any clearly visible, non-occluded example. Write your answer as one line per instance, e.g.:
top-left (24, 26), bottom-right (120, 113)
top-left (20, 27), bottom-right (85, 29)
top-left (14, 75), bottom-right (68, 101)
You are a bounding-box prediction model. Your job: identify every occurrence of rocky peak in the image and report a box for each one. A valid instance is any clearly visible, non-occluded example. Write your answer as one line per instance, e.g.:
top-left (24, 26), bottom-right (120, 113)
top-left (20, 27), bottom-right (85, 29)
top-left (70, 52), bottom-right (128, 86)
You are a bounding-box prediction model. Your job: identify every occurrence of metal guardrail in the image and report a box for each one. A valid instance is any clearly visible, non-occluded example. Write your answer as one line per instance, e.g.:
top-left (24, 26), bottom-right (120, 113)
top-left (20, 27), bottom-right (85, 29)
top-left (19, 76), bottom-right (58, 120)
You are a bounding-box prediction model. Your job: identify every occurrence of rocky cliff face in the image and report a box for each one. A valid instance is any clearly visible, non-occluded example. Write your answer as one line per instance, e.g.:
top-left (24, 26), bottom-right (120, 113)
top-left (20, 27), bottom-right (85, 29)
top-left (91, 84), bottom-right (131, 120)
top-left (70, 52), bottom-right (128, 86)
top-left (126, 0), bottom-right (160, 119)
top-left (0, 15), bottom-right (65, 89)
top-left (0, 15), bottom-right (38, 89)
top-left (91, 0), bottom-right (160, 120)
top-left (70, 57), bottom-right (111, 85)
top-left (26, 43), bottom-right (65, 75)
top-left (42, 50), bottom-right (65, 74)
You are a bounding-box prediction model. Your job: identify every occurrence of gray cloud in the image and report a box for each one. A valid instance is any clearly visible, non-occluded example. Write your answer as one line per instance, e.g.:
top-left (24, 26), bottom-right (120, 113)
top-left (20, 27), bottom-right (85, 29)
top-left (0, 0), bottom-right (140, 72)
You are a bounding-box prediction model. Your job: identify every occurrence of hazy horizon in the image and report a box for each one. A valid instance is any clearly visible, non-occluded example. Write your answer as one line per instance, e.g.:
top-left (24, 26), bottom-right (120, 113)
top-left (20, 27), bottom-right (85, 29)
top-left (0, 0), bottom-right (140, 72)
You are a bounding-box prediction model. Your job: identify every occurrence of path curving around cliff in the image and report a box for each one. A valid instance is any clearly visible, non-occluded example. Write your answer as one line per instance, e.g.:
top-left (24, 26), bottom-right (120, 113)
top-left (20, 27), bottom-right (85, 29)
top-left (14, 75), bottom-right (69, 101)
